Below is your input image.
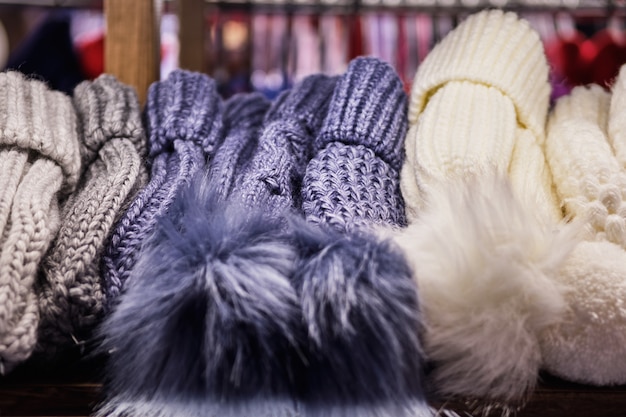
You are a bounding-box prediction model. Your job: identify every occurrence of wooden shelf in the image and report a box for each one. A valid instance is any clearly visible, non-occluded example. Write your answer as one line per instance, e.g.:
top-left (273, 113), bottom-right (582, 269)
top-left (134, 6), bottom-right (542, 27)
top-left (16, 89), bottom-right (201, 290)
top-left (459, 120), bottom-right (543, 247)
top-left (3, 369), bottom-right (626, 417)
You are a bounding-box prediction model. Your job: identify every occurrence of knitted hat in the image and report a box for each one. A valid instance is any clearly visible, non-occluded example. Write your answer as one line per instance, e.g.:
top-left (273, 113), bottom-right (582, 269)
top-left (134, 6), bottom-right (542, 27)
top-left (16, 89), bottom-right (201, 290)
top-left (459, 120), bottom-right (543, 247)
top-left (36, 75), bottom-right (149, 357)
top-left (232, 74), bottom-right (338, 218)
top-left (302, 56), bottom-right (407, 231)
top-left (394, 9), bottom-right (578, 406)
top-left (102, 69), bottom-right (224, 309)
top-left (0, 71), bottom-right (81, 373)
top-left (292, 57), bottom-right (427, 415)
top-left (540, 70), bottom-right (626, 385)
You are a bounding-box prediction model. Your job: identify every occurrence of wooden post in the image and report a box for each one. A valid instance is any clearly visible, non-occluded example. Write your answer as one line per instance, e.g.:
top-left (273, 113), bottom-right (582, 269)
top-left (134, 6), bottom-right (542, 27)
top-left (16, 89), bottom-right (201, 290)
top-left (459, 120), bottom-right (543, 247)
top-left (104, 0), bottom-right (161, 104)
top-left (176, 0), bottom-right (205, 73)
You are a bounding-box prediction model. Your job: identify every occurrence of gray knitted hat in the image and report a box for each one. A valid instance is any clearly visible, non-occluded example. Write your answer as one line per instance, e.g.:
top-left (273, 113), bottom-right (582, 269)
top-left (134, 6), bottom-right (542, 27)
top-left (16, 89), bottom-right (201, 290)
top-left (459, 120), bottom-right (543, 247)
top-left (0, 71), bottom-right (81, 373)
top-left (37, 75), bottom-right (149, 357)
top-left (302, 56), bottom-right (408, 232)
top-left (232, 74), bottom-right (338, 218)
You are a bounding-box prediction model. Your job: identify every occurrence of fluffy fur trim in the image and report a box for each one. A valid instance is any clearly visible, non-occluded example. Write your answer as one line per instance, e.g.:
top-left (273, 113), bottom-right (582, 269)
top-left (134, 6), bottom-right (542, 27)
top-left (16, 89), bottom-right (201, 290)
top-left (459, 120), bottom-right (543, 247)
top-left (290, 219), bottom-right (428, 416)
top-left (97, 173), bottom-right (305, 416)
top-left (389, 174), bottom-right (580, 405)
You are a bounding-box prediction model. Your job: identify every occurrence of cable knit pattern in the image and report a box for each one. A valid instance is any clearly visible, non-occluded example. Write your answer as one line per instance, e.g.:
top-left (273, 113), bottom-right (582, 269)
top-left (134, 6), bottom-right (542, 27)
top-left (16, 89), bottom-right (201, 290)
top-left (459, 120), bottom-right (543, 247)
top-left (232, 74), bottom-right (337, 217)
top-left (102, 71), bottom-right (224, 309)
top-left (407, 9), bottom-right (550, 142)
top-left (541, 71), bottom-right (626, 385)
top-left (0, 71), bottom-right (80, 372)
top-left (208, 92), bottom-right (270, 200)
top-left (303, 56), bottom-right (408, 230)
top-left (37, 75), bottom-right (149, 356)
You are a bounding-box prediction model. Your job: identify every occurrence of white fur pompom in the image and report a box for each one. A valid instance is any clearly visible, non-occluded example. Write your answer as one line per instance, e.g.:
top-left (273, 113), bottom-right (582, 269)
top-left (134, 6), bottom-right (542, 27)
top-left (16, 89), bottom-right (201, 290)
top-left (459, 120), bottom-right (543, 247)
top-left (390, 174), bottom-right (580, 405)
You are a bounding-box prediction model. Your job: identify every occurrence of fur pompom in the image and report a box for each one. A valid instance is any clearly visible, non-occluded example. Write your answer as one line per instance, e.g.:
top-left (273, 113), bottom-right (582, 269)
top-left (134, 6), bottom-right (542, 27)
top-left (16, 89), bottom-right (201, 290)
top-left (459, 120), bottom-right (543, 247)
top-left (97, 173), bottom-right (305, 416)
top-left (390, 174), bottom-right (580, 405)
top-left (290, 219), bottom-right (428, 416)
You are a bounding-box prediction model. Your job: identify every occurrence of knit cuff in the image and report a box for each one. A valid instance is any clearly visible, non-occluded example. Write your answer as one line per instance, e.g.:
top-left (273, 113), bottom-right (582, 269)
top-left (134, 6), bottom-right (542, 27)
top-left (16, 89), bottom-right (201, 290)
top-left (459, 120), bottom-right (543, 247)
top-left (146, 70), bottom-right (224, 157)
top-left (316, 57), bottom-right (408, 172)
top-left (408, 10), bottom-right (550, 142)
top-left (402, 80), bottom-right (518, 214)
top-left (0, 71), bottom-right (81, 193)
top-left (73, 75), bottom-right (147, 166)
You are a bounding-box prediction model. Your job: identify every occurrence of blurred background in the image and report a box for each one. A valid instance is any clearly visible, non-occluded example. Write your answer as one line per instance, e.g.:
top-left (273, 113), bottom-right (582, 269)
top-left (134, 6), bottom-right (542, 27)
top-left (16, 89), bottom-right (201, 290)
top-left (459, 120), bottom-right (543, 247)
top-left (0, 0), bottom-right (625, 101)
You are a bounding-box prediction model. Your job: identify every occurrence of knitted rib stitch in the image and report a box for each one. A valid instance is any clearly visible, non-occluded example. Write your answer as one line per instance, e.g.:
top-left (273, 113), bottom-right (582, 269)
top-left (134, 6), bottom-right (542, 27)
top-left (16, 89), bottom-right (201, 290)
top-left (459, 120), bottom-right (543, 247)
top-left (302, 56), bottom-right (408, 231)
top-left (102, 70), bottom-right (224, 309)
top-left (232, 74), bottom-right (338, 217)
top-left (0, 71), bottom-right (81, 373)
top-left (539, 70), bottom-right (626, 385)
top-left (37, 75), bottom-right (149, 356)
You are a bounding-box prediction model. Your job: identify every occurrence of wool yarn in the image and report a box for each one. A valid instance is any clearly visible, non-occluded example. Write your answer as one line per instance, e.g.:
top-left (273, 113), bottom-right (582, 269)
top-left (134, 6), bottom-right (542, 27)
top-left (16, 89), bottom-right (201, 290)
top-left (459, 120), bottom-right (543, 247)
top-left (36, 75), bottom-right (149, 357)
top-left (540, 66), bottom-right (626, 385)
top-left (101, 69), bottom-right (224, 309)
top-left (393, 9), bottom-right (579, 406)
top-left (0, 71), bottom-right (81, 373)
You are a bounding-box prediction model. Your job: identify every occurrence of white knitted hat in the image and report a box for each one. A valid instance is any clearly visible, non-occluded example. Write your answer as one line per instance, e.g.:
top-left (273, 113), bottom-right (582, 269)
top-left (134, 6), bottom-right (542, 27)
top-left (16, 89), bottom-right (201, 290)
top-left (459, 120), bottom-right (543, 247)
top-left (401, 9), bottom-right (559, 221)
top-left (540, 67), bottom-right (626, 385)
top-left (0, 71), bottom-right (81, 373)
top-left (393, 9), bottom-right (578, 407)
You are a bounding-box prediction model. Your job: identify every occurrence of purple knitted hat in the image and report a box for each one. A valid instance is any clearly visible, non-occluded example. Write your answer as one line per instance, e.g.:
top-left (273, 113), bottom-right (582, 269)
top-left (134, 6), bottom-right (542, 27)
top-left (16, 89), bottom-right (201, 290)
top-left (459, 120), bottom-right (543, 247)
top-left (302, 56), bottom-right (408, 231)
top-left (102, 69), bottom-right (224, 310)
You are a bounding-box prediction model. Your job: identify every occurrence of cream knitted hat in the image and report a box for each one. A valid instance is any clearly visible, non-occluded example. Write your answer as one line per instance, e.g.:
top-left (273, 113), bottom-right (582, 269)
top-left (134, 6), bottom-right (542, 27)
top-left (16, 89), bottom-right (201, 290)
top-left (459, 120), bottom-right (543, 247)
top-left (0, 71), bottom-right (81, 372)
top-left (401, 9), bottom-right (559, 221)
top-left (393, 9), bottom-right (578, 406)
top-left (540, 67), bottom-right (626, 385)
top-left (37, 75), bottom-right (149, 358)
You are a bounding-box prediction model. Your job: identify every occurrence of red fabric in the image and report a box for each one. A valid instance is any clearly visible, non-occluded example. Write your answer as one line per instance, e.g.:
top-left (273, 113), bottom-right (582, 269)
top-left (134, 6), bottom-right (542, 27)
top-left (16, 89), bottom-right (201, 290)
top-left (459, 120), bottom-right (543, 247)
top-left (75, 32), bottom-right (104, 80)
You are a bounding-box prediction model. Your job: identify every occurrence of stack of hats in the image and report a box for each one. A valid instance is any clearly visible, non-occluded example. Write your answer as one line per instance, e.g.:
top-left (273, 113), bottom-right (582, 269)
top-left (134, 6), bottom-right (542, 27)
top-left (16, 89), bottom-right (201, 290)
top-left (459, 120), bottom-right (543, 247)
top-left (392, 9), bottom-right (579, 410)
top-left (95, 57), bottom-right (429, 417)
top-left (0, 71), bottom-right (81, 373)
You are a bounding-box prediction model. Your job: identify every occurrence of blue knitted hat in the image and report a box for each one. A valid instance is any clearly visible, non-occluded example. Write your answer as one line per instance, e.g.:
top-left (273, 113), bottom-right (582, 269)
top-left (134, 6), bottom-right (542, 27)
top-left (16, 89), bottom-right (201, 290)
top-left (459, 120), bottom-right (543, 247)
top-left (302, 56), bottom-right (408, 231)
top-left (232, 74), bottom-right (338, 218)
top-left (292, 57), bottom-right (427, 416)
top-left (102, 69), bottom-right (224, 309)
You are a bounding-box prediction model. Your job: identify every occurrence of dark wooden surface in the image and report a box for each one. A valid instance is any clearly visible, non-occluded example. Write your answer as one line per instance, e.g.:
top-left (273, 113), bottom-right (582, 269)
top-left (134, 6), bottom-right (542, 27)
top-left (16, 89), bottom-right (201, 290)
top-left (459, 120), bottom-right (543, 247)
top-left (2, 370), bottom-right (626, 416)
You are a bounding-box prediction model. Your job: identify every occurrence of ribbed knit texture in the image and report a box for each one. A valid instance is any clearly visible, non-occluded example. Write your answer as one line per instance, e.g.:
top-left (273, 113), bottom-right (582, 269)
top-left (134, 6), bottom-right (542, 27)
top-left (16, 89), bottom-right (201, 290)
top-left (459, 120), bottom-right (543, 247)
top-left (0, 71), bottom-right (81, 373)
top-left (208, 92), bottom-right (270, 200)
top-left (37, 75), bottom-right (149, 357)
top-left (102, 70), bottom-right (224, 309)
top-left (540, 71), bottom-right (626, 385)
top-left (401, 9), bottom-right (559, 222)
top-left (302, 56), bottom-right (408, 231)
top-left (232, 74), bottom-right (338, 218)
top-left (393, 9), bottom-right (574, 407)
